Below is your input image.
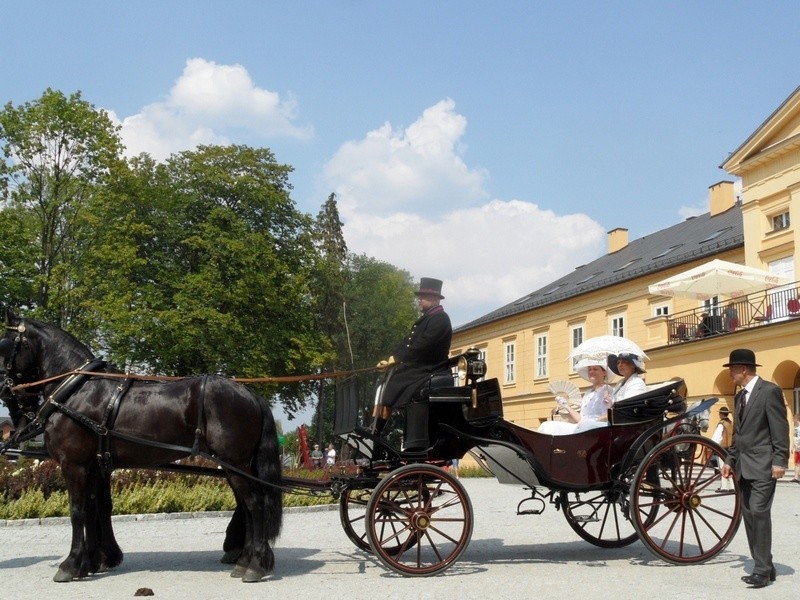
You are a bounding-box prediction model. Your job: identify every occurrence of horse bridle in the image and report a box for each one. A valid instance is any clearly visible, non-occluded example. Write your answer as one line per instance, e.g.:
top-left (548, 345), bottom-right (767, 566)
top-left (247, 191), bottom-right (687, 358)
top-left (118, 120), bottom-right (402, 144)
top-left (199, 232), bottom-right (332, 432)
top-left (1, 322), bottom-right (31, 377)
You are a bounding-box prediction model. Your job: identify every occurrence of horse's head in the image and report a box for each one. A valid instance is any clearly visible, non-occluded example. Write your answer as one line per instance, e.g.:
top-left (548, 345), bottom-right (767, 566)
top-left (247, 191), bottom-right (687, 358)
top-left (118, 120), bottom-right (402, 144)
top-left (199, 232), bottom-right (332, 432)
top-left (2, 307), bottom-right (93, 382)
top-left (1, 308), bottom-right (39, 380)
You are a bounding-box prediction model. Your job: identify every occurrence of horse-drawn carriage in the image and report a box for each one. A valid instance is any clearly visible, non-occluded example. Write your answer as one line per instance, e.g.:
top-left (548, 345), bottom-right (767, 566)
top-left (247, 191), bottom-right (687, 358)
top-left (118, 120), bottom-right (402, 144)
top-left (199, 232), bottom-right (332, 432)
top-left (326, 348), bottom-right (741, 575)
top-left (1, 312), bottom-right (742, 582)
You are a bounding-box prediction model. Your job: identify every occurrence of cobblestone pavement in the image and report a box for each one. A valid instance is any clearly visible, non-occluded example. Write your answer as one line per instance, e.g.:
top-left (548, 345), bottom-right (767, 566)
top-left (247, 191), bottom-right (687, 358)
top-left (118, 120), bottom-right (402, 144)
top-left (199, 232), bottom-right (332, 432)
top-left (1, 477), bottom-right (798, 600)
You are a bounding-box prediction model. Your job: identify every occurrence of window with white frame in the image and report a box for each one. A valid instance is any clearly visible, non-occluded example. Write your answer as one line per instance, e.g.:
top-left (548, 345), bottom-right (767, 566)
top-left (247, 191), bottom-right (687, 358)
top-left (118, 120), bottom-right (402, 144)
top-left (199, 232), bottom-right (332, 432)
top-left (504, 341), bottom-right (515, 384)
top-left (610, 315), bottom-right (625, 337)
top-left (570, 325), bottom-right (584, 370)
top-left (654, 304), bottom-right (669, 317)
top-left (536, 333), bottom-right (548, 378)
top-left (772, 211), bottom-right (790, 232)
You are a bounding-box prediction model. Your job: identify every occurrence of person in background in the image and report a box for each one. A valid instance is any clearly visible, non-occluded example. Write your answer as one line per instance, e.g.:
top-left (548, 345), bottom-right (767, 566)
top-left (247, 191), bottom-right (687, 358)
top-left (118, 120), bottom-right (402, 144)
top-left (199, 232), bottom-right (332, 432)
top-left (712, 406), bottom-right (734, 492)
top-left (370, 277), bottom-right (452, 436)
top-left (325, 443), bottom-right (336, 466)
top-left (792, 414), bottom-right (800, 484)
top-left (720, 349), bottom-right (789, 588)
top-left (607, 353), bottom-right (647, 401)
top-left (310, 444), bottom-right (323, 469)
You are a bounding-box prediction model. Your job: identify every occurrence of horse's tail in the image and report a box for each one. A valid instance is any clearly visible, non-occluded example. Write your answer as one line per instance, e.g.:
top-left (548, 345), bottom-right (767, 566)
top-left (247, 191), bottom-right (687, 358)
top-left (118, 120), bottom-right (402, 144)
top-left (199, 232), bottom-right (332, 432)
top-left (255, 395), bottom-right (283, 541)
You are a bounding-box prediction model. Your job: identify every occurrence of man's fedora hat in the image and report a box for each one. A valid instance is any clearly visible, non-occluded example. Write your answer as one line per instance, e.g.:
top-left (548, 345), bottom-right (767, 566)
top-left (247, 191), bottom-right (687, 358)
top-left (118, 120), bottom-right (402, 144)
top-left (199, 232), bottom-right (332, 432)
top-left (722, 348), bottom-right (761, 367)
top-left (415, 277), bottom-right (444, 299)
top-left (719, 406), bottom-right (730, 417)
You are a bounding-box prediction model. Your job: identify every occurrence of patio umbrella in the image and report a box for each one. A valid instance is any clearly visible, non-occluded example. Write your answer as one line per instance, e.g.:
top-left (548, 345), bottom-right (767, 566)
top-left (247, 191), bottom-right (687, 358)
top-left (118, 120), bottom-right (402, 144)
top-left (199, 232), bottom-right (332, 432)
top-left (568, 335), bottom-right (649, 361)
top-left (648, 259), bottom-right (791, 300)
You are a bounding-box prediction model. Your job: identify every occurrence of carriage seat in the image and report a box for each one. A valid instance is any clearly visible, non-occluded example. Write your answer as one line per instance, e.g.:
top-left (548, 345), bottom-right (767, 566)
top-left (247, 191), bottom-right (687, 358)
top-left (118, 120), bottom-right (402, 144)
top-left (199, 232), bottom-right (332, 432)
top-left (609, 379), bottom-right (686, 425)
top-left (409, 371), bottom-right (458, 402)
top-left (403, 378), bottom-right (503, 452)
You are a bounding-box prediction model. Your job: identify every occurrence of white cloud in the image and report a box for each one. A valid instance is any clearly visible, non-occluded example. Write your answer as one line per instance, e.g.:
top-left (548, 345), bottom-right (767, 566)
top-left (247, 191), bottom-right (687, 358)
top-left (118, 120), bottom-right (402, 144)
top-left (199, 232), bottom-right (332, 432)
top-left (323, 101), bottom-right (607, 326)
top-left (322, 99), bottom-right (489, 216)
top-left (114, 58), bottom-right (312, 160)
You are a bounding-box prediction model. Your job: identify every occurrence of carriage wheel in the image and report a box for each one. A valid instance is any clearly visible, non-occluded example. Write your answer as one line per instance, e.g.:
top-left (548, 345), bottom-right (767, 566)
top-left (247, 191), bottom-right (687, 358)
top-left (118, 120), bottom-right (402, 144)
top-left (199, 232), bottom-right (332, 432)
top-left (339, 486), bottom-right (422, 554)
top-left (630, 434), bottom-right (741, 564)
top-left (365, 464), bottom-right (473, 576)
top-left (560, 486), bottom-right (657, 548)
top-left (339, 487), bottom-right (374, 552)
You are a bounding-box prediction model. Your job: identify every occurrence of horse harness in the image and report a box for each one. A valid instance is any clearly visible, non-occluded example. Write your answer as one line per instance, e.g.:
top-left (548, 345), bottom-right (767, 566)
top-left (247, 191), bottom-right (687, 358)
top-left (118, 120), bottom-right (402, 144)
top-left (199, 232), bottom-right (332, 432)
top-left (2, 333), bottom-right (210, 476)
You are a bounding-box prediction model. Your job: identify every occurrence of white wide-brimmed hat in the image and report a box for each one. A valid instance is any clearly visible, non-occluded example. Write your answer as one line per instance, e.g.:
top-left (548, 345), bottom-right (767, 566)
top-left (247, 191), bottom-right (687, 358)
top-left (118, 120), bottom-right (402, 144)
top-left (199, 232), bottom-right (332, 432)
top-left (574, 357), bottom-right (614, 382)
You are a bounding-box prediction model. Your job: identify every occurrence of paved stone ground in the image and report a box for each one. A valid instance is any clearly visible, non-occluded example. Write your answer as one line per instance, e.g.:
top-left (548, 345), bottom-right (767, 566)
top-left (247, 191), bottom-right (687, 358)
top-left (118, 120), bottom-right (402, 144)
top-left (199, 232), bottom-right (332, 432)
top-left (1, 477), bottom-right (798, 600)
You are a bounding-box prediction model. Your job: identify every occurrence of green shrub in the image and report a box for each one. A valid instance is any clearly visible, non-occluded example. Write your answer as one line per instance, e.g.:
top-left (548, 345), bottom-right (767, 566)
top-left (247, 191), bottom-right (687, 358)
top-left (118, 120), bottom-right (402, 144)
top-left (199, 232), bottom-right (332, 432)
top-left (0, 456), bottom-right (489, 519)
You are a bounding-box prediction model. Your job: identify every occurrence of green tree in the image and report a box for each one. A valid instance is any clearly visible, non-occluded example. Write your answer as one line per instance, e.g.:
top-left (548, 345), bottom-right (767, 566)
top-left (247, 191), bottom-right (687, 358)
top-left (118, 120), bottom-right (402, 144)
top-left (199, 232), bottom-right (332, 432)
top-left (310, 254), bottom-right (418, 443)
top-left (310, 193), bottom-right (349, 443)
top-left (0, 89), bottom-right (123, 324)
top-left (76, 145), bottom-right (329, 413)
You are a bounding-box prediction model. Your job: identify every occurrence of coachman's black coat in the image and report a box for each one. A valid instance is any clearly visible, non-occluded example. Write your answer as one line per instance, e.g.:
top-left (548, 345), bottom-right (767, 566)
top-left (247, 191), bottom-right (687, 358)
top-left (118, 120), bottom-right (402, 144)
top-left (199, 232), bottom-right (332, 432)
top-left (381, 304), bottom-right (452, 408)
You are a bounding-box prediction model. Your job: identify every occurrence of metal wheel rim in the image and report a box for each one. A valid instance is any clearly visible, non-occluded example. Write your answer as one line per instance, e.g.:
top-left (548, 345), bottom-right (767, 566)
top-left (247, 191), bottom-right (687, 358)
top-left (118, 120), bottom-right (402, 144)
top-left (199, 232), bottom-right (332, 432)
top-left (630, 434), bottom-right (742, 564)
top-left (365, 464), bottom-right (473, 576)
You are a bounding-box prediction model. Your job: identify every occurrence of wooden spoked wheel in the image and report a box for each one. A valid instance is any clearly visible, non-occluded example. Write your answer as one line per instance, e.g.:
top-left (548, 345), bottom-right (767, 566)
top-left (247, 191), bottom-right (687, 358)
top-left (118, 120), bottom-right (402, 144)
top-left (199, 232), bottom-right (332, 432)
top-left (339, 487), bottom-right (374, 552)
top-left (630, 434), bottom-right (742, 564)
top-left (365, 464), bottom-right (473, 576)
top-left (339, 486), bottom-right (421, 555)
top-left (560, 486), bottom-right (657, 548)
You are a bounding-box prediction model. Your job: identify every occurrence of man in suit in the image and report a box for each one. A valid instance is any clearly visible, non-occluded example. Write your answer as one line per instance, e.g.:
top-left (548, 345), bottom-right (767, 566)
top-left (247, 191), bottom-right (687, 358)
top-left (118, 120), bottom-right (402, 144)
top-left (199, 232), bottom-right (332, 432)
top-left (370, 277), bottom-right (452, 435)
top-left (721, 349), bottom-right (790, 588)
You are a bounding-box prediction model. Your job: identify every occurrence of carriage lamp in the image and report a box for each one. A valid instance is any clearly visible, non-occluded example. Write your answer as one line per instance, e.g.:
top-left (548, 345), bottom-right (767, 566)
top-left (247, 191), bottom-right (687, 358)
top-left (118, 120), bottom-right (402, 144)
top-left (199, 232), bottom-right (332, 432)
top-left (458, 347), bottom-right (486, 385)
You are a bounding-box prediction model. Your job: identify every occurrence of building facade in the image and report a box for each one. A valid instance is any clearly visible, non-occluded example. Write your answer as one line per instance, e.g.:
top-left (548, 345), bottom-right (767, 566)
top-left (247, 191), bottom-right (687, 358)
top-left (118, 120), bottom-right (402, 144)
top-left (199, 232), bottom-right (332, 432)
top-left (452, 86), bottom-right (800, 456)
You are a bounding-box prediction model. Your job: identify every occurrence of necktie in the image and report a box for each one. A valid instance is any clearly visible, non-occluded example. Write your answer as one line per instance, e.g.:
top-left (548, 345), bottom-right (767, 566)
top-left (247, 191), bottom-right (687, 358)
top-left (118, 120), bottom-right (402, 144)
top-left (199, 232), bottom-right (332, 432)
top-left (736, 389), bottom-right (748, 421)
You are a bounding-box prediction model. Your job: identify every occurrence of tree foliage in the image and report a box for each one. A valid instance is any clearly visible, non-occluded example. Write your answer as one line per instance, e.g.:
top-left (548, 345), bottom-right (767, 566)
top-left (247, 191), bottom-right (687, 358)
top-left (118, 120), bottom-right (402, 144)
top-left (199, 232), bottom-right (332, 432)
top-left (0, 89), bottom-right (123, 324)
top-left (309, 254), bottom-right (418, 444)
top-left (0, 88), bottom-right (420, 419)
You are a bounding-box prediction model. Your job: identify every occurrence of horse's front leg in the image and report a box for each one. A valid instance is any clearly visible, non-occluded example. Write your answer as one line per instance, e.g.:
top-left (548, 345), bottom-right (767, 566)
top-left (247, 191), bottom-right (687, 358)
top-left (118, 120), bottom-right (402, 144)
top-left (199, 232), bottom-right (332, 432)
top-left (54, 462), bottom-right (91, 582)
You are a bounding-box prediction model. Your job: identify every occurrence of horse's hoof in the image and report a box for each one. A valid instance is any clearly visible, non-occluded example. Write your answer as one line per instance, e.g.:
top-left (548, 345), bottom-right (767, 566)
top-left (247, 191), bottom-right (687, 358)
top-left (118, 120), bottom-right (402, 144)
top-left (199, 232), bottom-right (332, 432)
top-left (242, 567), bottom-right (267, 583)
top-left (220, 548), bottom-right (242, 564)
top-left (230, 563), bottom-right (246, 578)
top-left (53, 569), bottom-right (74, 583)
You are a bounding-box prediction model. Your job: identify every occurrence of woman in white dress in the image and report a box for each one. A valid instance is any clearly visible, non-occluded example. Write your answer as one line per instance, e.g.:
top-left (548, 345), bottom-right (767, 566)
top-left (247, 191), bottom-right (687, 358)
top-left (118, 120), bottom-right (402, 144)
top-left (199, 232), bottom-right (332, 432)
top-left (607, 352), bottom-right (647, 401)
top-left (539, 358), bottom-right (613, 435)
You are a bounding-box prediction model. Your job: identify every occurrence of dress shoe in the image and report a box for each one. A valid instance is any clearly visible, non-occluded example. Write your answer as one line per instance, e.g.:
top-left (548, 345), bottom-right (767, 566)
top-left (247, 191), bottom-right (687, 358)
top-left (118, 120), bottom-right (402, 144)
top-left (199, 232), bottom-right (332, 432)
top-left (740, 567), bottom-right (777, 583)
top-left (741, 573), bottom-right (770, 588)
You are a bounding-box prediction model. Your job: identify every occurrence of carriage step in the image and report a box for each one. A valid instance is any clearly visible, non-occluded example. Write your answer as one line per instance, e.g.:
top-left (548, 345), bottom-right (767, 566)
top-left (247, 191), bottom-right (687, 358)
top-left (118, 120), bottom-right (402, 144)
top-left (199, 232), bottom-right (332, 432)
top-left (517, 509), bottom-right (544, 516)
top-left (572, 516), bottom-right (600, 523)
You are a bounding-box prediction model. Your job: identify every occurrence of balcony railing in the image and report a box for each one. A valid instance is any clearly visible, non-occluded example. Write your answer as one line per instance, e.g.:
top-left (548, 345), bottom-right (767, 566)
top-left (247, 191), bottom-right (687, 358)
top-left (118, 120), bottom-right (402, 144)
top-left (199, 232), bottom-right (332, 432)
top-left (666, 283), bottom-right (800, 344)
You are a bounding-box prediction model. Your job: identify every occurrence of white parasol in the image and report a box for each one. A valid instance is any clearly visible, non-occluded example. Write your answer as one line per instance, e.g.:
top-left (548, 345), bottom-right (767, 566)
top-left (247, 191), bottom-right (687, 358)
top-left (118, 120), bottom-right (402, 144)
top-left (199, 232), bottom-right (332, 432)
top-left (648, 259), bottom-right (791, 301)
top-left (569, 335), bottom-right (649, 361)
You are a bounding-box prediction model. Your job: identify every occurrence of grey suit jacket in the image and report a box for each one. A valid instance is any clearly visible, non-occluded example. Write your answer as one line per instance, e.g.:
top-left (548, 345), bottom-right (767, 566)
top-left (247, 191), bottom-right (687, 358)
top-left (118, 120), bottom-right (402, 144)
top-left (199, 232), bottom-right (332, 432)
top-left (726, 377), bottom-right (790, 480)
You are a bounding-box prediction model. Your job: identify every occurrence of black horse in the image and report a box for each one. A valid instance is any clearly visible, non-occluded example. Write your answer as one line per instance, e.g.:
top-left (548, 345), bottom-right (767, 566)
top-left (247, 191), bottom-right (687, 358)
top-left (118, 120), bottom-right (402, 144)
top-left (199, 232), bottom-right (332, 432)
top-left (1, 309), bottom-right (282, 583)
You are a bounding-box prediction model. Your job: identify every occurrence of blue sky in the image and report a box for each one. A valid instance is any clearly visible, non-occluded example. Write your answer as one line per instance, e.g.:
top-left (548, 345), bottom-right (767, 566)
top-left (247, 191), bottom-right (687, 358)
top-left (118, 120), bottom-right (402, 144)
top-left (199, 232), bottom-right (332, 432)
top-left (2, 2), bottom-right (799, 423)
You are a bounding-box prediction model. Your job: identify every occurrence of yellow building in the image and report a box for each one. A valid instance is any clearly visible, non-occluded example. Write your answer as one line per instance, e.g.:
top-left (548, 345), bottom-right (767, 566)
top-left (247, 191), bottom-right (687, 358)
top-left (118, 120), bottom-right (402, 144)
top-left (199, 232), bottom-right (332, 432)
top-left (452, 86), bottom-right (800, 454)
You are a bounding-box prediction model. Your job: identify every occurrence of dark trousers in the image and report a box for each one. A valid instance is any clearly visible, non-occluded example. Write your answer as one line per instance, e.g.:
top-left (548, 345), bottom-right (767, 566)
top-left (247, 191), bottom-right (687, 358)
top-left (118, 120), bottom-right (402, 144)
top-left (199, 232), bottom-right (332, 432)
top-left (739, 477), bottom-right (776, 576)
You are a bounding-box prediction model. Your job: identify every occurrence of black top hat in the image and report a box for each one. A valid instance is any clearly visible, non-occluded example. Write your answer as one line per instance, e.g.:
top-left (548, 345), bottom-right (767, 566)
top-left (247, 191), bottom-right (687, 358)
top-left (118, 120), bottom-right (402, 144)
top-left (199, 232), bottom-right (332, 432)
top-left (722, 348), bottom-right (761, 367)
top-left (415, 277), bottom-right (444, 299)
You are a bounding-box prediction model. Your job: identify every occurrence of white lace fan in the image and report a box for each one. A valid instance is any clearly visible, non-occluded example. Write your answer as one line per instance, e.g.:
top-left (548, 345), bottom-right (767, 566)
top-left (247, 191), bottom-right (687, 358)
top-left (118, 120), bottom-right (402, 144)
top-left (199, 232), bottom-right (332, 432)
top-left (548, 380), bottom-right (581, 403)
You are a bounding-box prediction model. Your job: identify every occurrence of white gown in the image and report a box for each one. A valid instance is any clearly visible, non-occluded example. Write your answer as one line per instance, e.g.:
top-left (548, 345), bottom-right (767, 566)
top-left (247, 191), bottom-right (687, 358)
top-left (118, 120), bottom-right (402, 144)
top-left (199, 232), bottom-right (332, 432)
top-left (539, 385), bottom-right (613, 435)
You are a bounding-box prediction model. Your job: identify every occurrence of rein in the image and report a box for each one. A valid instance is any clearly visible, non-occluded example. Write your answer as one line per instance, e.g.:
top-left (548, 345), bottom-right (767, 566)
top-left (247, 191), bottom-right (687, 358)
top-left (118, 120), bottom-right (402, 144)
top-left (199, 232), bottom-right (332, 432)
top-left (9, 364), bottom-right (381, 394)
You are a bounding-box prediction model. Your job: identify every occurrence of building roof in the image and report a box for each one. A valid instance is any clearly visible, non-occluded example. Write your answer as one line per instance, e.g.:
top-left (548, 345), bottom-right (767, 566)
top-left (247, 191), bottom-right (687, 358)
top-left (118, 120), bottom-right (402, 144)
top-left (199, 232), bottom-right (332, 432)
top-left (457, 204), bottom-right (744, 331)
